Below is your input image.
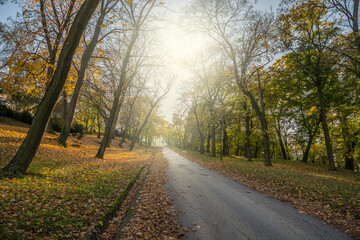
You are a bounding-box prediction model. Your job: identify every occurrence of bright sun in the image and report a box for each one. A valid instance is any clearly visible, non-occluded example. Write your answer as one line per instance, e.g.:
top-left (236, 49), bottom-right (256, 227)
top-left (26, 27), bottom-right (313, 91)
top-left (160, 23), bottom-right (208, 62)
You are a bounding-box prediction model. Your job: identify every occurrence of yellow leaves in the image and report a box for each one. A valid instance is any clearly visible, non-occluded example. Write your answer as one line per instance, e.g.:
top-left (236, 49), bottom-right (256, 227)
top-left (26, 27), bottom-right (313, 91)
top-left (126, 0), bottom-right (133, 4)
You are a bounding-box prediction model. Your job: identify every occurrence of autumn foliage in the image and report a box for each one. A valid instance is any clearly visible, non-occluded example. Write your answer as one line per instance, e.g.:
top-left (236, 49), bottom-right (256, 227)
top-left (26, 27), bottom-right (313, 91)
top-left (0, 117), bottom-right (153, 239)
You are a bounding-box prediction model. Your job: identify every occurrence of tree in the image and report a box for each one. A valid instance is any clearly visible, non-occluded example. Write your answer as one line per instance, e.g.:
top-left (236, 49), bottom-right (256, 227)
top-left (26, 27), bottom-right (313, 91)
top-left (2, 0), bottom-right (101, 176)
top-left (278, 0), bottom-right (340, 170)
top-left (96, 0), bottom-right (157, 159)
top-left (188, 0), bottom-right (275, 166)
top-left (129, 79), bottom-right (172, 150)
top-left (58, 0), bottom-right (118, 146)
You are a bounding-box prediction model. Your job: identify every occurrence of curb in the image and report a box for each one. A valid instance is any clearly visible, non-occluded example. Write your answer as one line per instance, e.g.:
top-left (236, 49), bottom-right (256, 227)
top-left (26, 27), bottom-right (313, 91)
top-left (85, 164), bottom-right (146, 240)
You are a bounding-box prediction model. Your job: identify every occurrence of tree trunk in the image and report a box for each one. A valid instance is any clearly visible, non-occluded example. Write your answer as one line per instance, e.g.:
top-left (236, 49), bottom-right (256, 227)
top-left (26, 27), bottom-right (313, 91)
top-left (243, 74), bottom-right (271, 166)
top-left (206, 131), bottom-right (211, 153)
top-left (107, 94), bottom-right (125, 147)
top-left (183, 131), bottom-right (187, 149)
top-left (345, 154), bottom-right (355, 171)
top-left (58, 11), bottom-right (105, 146)
top-left (193, 105), bottom-right (205, 154)
top-left (129, 103), bottom-right (157, 151)
top-left (353, 0), bottom-right (360, 54)
top-left (46, 117), bottom-right (55, 134)
top-left (301, 121), bottom-right (320, 163)
top-left (315, 81), bottom-right (336, 170)
top-left (211, 124), bottom-right (216, 157)
top-left (340, 116), bottom-right (356, 171)
top-left (2, 0), bottom-right (101, 176)
top-left (97, 110), bottom-right (101, 138)
top-left (254, 138), bottom-right (259, 158)
top-left (222, 127), bottom-right (229, 155)
top-left (276, 128), bottom-right (287, 160)
top-left (96, 27), bottom-right (139, 159)
top-left (244, 102), bottom-right (252, 162)
top-left (235, 146), bottom-right (240, 156)
top-left (120, 96), bottom-right (138, 148)
top-left (62, 91), bottom-right (68, 123)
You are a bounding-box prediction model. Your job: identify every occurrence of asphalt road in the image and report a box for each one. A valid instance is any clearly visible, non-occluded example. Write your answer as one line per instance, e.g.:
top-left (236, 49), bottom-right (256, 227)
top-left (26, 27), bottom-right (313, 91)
top-left (164, 147), bottom-right (352, 240)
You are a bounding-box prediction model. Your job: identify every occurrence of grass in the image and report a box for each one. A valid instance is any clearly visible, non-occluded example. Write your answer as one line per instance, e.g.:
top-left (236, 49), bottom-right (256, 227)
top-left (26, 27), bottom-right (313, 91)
top-left (176, 149), bottom-right (360, 239)
top-left (0, 118), bottom-right (154, 239)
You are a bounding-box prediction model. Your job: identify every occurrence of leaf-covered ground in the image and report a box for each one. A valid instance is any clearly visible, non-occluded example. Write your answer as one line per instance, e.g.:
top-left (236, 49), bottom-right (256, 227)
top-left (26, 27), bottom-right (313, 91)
top-left (175, 149), bottom-right (360, 240)
top-left (119, 151), bottom-right (184, 239)
top-left (0, 117), bottom-right (153, 239)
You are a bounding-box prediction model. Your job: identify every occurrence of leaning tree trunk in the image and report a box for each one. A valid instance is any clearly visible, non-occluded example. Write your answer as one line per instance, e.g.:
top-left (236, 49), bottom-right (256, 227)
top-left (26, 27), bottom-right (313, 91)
top-left (315, 80), bottom-right (336, 170)
top-left (302, 121), bottom-right (320, 163)
top-left (107, 94), bottom-right (126, 147)
top-left (2, 0), bottom-right (101, 176)
top-left (58, 12), bottom-right (105, 146)
top-left (243, 88), bottom-right (272, 166)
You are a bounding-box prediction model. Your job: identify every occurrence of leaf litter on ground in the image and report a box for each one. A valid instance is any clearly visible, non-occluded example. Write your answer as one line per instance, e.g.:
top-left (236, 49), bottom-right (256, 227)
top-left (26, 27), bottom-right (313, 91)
top-left (0, 119), bottom-right (154, 239)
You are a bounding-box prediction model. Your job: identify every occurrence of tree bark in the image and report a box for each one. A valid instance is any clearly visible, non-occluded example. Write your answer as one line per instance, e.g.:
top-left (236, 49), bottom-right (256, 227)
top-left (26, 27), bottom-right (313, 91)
top-left (276, 128), bottom-right (287, 160)
top-left (97, 110), bottom-right (101, 138)
top-left (315, 80), bottom-right (336, 170)
top-left (2, 0), bottom-right (101, 176)
top-left (129, 103), bottom-right (156, 151)
top-left (206, 131), bottom-right (211, 153)
top-left (193, 104), bottom-right (205, 154)
top-left (301, 121), bottom-right (320, 163)
top-left (222, 127), bottom-right (229, 155)
top-left (58, 9), bottom-right (105, 146)
top-left (242, 73), bottom-right (272, 166)
top-left (243, 102), bottom-right (252, 162)
top-left (211, 124), bottom-right (216, 157)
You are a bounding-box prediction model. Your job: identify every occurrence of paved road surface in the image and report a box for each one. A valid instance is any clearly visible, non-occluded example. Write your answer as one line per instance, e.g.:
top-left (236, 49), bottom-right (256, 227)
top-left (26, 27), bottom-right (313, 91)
top-left (164, 147), bottom-right (352, 240)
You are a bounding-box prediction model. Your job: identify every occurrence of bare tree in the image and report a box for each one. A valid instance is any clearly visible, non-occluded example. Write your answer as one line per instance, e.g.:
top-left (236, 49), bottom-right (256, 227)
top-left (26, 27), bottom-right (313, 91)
top-left (96, 0), bottom-right (157, 158)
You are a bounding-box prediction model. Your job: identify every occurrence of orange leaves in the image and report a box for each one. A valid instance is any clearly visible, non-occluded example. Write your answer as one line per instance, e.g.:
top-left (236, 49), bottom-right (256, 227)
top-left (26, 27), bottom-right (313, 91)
top-left (120, 153), bottom-right (184, 239)
top-left (0, 121), bottom-right (154, 239)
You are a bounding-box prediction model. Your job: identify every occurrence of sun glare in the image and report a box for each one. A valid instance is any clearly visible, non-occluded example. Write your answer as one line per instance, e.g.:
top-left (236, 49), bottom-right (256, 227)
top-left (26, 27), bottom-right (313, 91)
top-left (160, 24), bottom-right (207, 62)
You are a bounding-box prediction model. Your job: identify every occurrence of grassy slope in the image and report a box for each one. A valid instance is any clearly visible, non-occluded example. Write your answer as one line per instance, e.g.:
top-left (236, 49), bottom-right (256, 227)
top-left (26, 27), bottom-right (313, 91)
top-left (175, 149), bottom-right (360, 239)
top-left (0, 117), bottom-right (154, 239)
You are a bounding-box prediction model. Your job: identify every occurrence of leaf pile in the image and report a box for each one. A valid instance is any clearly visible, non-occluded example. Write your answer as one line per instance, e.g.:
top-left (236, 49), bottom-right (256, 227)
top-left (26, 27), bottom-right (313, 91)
top-left (120, 151), bottom-right (184, 239)
top-left (176, 149), bottom-right (360, 240)
top-left (0, 120), bottom-right (153, 239)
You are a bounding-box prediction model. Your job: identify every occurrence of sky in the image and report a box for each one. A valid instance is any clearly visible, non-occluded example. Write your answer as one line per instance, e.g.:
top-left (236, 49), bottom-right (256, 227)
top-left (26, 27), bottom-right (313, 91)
top-left (157, 0), bottom-right (281, 122)
top-left (0, 0), bottom-right (281, 122)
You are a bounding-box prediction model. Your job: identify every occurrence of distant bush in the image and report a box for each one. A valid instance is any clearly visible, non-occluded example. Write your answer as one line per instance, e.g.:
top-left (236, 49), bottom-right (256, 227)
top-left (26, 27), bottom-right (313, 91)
top-left (0, 102), bottom-right (33, 124)
top-left (71, 123), bottom-right (84, 139)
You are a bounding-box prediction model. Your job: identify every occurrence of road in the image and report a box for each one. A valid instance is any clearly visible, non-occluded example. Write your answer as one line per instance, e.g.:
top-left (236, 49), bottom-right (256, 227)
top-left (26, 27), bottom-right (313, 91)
top-left (164, 147), bottom-right (352, 240)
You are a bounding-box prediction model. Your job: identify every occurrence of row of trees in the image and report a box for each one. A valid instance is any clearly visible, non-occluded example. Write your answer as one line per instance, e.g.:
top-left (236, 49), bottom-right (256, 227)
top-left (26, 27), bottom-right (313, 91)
top-left (0, 0), bottom-right (169, 176)
top-left (165, 0), bottom-right (360, 171)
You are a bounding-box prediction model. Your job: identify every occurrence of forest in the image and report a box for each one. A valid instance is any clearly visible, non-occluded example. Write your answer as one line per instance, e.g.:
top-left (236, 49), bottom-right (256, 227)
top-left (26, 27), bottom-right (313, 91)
top-left (0, 0), bottom-right (360, 239)
top-left (166, 0), bottom-right (360, 172)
